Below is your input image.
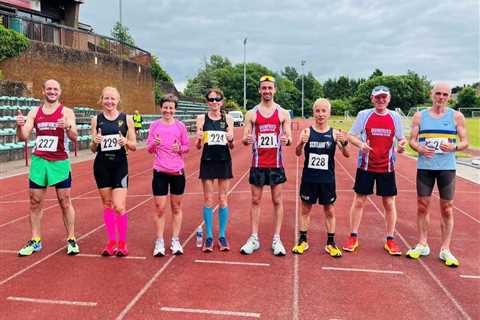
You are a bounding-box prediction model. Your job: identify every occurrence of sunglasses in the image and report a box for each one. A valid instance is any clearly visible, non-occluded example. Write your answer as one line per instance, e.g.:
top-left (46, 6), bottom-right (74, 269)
top-left (260, 75), bottom-right (275, 82)
top-left (435, 92), bottom-right (449, 97)
top-left (207, 97), bottom-right (223, 102)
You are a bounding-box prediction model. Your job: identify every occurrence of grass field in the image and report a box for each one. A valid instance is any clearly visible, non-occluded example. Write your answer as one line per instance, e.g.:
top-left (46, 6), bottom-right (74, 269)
top-left (325, 115), bottom-right (480, 158)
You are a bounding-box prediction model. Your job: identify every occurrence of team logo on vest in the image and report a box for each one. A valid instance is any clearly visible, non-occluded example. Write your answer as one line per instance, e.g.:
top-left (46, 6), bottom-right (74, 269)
top-left (309, 141), bottom-right (331, 149)
top-left (37, 122), bottom-right (58, 130)
top-left (220, 121), bottom-right (226, 129)
top-left (371, 128), bottom-right (391, 136)
top-left (118, 120), bottom-right (124, 128)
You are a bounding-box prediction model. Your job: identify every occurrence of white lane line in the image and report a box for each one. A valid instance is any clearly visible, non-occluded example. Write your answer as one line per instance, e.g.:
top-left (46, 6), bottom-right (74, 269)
top-left (336, 158), bottom-right (472, 320)
top-left (292, 155), bottom-right (300, 320)
top-left (396, 171), bottom-right (480, 224)
top-left (160, 306), bottom-right (260, 318)
top-left (115, 168), bottom-right (250, 320)
top-left (0, 249), bottom-right (18, 254)
top-left (322, 266), bottom-right (403, 275)
top-left (76, 253), bottom-right (147, 260)
top-left (460, 275), bottom-right (480, 280)
top-left (7, 296), bottom-right (97, 307)
top-left (0, 199), bottom-right (58, 204)
top-left (194, 259), bottom-right (270, 267)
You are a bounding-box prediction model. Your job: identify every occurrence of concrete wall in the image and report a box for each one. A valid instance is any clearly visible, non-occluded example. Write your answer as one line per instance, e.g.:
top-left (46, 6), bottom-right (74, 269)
top-left (0, 41), bottom-right (155, 114)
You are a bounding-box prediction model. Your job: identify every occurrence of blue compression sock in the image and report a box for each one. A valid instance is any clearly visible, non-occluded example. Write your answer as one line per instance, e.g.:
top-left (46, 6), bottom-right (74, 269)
top-left (203, 207), bottom-right (213, 238)
top-left (218, 207), bottom-right (229, 238)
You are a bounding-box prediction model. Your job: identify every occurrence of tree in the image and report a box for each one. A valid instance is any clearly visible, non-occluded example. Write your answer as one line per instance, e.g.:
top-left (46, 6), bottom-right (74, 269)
top-left (111, 22), bottom-right (135, 46)
top-left (369, 68), bottom-right (383, 79)
top-left (282, 66), bottom-right (299, 82)
top-left (0, 25), bottom-right (29, 62)
top-left (456, 86), bottom-right (480, 110)
top-left (151, 56), bottom-right (172, 83)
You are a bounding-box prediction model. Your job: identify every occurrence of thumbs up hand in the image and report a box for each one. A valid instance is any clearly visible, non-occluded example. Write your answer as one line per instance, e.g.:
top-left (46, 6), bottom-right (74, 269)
top-left (57, 112), bottom-right (66, 129)
top-left (172, 138), bottom-right (181, 153)
top-left (118, 130), bottom-right (127, 146)
top-left (154, 133), bottom-right (161, 145)
top-left (16, 109), bottom-right (25, 127)
top-left (94, 128), bottom-right (102, 144)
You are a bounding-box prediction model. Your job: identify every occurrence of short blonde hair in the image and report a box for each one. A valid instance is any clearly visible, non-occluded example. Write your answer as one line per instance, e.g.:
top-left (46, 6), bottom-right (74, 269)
top-left (312, 98), bottom-right (331, 111)
top-left (98, 86), bottom-right (121, 106)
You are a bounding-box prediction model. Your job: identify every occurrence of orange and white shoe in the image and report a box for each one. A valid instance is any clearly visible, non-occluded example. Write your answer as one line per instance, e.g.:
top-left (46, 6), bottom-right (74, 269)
top-left (384, 239), bottom-right (402, 256)
top-left (342, 236), bottom-right (359, 252)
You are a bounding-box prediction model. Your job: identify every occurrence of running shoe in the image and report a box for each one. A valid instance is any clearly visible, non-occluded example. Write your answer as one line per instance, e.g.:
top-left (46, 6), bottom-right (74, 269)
top-left (202, 237), bottom-right (214, 252)
top-left (292, 241), bottom-right (309, 254)
top-left (218, 237), bottom-right (230, 252)
top-left (406, 243), bottom-right (430, 259)
top-left (67, 239), bottom-right (80, 255)
top-left (439, 248), bottom-right (459, 267)
top-left (325, 244), bottom-right (342, 258)
top-left (18, 239), bottom-right (42, 256)
top-left (102, 240), bottom-right (117, 256)
top-left (170, 238), bottom-right (184, 255)
top-left (240, 235), bottom-right (260, 255)
top-left (342, 236), bottom-right (359, 252)
top-left (384, 239), bottom-right (402, 256)
top-left (272, 237), bottom-right (286, 256)
top-left (116, 240), bottom-right (129, 257)
top-left (153, 239), bottom-right (165, 257)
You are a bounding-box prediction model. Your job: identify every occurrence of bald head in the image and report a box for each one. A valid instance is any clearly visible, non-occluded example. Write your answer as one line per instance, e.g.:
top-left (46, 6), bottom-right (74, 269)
top-left (431, 81), bottom-right (451, 108)
top-left (42, 79), bottom-right (62, 104)
top-left (432, 82), bottom-right (451, 95)
top-left (42, 79), bottom-right (61, 90)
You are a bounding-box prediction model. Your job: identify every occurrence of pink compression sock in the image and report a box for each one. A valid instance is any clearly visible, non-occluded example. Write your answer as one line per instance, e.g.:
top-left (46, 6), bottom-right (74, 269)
top-left (103, 208), bottom-right (116, 241)
top-left (116, 213), bottom-right (128, 242)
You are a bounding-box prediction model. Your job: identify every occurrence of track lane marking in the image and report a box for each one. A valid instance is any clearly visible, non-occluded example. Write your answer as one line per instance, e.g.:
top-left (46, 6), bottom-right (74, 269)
top-left (292, 155), bottom-right (299, 320)
top-left (194, 259), bottom-right (270, 267)
top-left (322, 266), bottom-right (403, 275)
top-left (160, 306), bottom-right (260, 318)
top-left (459, 275), bottom-right (480, 280)
top-left (7, 296), bottom-right (97, 307)
top-left (76, 253), bottom-right (147, 260)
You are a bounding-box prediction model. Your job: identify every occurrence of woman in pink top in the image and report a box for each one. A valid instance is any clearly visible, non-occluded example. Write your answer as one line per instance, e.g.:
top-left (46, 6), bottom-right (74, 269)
top-left (147, 94), bottom-right (189, 257)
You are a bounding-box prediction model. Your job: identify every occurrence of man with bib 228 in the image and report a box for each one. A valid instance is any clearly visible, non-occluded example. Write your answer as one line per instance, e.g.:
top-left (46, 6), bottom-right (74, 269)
top-left (406, 82), bottom-right (468, 267)
top-left (293, 98), bottom-right (350, 257)
top-left (240, 75), bottom-right (292, 256)
top-left (343, 85), bottom-right (407, 256)
top-left (90, 87), bottom-right (136, 257)
top-left (16, 79), bottom-right (80, 256)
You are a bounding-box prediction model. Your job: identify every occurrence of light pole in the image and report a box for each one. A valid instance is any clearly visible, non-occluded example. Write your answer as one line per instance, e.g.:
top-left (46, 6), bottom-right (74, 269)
top-left (243, 37), bottom-right (247, 110)
top-left (119, 0), bottom-right (123, 25)
top-left (301, 59), bottom-right (306, 118)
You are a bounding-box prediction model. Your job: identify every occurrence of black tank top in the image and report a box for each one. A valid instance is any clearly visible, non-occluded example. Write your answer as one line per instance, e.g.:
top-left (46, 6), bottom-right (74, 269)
top-left (201, 112), bottom-right (231, 161)
top-left (302, 127), bottom-right (336, 183)
top-left (96, 112), bottom-right (128, 160)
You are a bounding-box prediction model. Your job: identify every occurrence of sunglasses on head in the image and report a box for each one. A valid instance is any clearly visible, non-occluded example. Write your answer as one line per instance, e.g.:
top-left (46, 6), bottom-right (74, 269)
top-left (260, 75), bottom-right (275, 82)
top-left (207, 97), bottom-right (223, 102)
top-left (435, 92), bottom-right (449, 97)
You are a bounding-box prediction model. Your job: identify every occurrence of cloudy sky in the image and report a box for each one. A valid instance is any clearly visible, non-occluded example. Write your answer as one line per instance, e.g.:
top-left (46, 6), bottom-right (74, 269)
top-left (80, 0), bottom-right (479, 91)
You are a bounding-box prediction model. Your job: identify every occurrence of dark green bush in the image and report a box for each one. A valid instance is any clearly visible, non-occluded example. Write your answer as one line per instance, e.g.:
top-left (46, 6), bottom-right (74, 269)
top-left (0, 25), bottom-right (29, 61)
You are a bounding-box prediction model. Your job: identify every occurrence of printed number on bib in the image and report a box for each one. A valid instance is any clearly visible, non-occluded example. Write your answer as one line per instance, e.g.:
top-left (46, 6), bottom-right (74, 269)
top-left (207, 131), bottom-right (227, 145)
top-left (424, 137), bottom-right (448, 154)
top-left (258, 133), bottom-right (278, 148)
top-left (35, 136), bottom-right (58, 152)
top-left (308, 153), bottom-right (328, 170)
top-left (101, 134), bottom-right (121, 151)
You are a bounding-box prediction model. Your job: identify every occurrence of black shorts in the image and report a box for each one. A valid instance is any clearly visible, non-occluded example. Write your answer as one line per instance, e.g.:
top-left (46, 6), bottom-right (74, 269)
top-left (199, 160), bottom-right (233, 180)
top-left (300, 180), bottom-right (336, 205)
top-left (93, 156), bottom-right (128, 189)
top-left (417, 169), bottom-right (456, 200)
top-left (353, 169), bottom-right (397, 196)
top-left (249, 167), bottom-right (287, 186)
top-left (152, 170), bottom-right (186, 196)
top-left (29, 172), bottom-right (72, 189)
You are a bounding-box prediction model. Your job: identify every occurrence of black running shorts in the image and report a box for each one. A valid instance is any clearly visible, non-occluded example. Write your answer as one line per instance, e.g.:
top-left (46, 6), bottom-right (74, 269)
top-left (249, 167), bottom-right (287, 186)
top-left (199, 160), bottom-right (233, 180)
top-left (416, 169), bottom-right (456, 200)
top-left (93, 156), bottom-right (128, 189)
top-left (152, 170), bottom-right (186, 196)
top-left (300, 181), bottom-right (336, 205)
top-left (353, 168), bottom-right (397, 196)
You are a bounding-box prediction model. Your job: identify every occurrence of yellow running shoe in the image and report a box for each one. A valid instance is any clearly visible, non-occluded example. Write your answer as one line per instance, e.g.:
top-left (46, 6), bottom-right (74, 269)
top-left (292, 241), bottom-right (309, 254)
top-left (439, 248), bottom-right (459, 267)
top-left (325, 244), bottom-right (342, 258)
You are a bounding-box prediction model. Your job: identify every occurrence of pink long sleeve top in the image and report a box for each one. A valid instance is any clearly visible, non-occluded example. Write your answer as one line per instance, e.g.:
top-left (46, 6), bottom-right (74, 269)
top-left (147, 119), bottom-right (189, 174)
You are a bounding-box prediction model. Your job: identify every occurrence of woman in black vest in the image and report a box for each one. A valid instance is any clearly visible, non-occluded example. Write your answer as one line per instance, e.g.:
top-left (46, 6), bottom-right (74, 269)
top-left (195, 88), bottom-right (234, 252)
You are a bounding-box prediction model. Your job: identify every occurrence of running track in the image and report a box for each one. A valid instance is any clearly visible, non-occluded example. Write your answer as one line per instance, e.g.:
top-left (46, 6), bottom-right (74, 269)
top-left (0, 120), bottom-right (478, 320)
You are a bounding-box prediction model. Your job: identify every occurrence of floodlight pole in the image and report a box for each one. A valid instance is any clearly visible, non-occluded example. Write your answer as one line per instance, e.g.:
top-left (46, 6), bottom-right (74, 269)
top-left (243, 37), bottom-right (247, 110)
top-left (301, 59), bottom-right (306, 118)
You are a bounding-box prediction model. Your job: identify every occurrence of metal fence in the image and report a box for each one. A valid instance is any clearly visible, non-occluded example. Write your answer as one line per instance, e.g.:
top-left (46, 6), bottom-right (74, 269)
top-left (0, 12), bottom-right (151, 65)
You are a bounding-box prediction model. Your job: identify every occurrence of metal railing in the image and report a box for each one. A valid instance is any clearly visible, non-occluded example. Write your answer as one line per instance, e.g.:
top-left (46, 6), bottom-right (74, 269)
top-left (0, 12), bottom-right (151, 65)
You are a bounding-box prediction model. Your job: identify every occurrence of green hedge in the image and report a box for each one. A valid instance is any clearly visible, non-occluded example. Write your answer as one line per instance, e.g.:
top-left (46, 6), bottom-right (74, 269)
top-left (0, 25), bottom-right (29, 62)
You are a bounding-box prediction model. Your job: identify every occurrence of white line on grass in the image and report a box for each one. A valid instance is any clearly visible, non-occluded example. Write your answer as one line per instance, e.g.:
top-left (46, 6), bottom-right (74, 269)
top-left (115, 168), bottom-right (250, 320)
top-left (160, 306), bottom-right (260, 318)
top-left (7, 296), bottom-right (97, 307)
top-left (194, 259), bottom-right (270, 267)
top-left (322, 266), bottom-right (403, 275)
